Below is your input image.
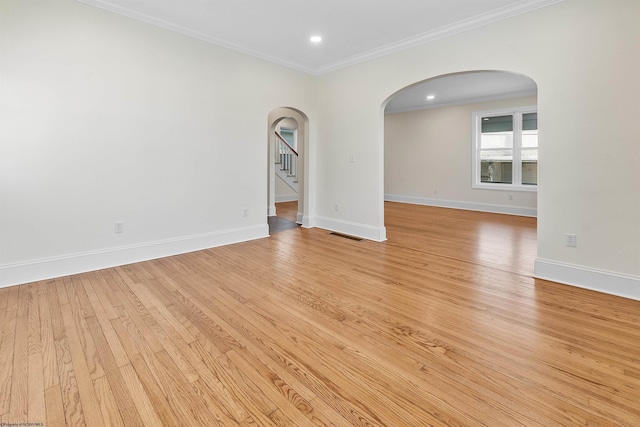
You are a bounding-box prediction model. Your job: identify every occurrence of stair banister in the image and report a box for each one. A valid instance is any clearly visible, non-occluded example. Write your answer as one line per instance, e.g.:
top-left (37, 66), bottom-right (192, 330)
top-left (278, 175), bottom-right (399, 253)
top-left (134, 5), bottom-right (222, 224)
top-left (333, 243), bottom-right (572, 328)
top-left (274, 131), bottom-right (298, 181)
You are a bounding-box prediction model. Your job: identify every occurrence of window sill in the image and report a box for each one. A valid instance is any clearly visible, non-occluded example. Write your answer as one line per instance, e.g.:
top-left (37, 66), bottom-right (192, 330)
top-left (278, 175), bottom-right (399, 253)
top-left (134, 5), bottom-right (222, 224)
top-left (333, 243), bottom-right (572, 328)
top-left (472, 183), bottom-right (537, 192)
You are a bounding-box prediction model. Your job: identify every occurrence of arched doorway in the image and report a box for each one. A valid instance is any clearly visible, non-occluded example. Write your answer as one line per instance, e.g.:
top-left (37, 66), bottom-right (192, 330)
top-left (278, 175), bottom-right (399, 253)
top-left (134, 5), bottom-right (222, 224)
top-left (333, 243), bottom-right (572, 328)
top-left (382, 70), bottom-right (538, 219)
top-left (267, 107), bottom-right (310, 232)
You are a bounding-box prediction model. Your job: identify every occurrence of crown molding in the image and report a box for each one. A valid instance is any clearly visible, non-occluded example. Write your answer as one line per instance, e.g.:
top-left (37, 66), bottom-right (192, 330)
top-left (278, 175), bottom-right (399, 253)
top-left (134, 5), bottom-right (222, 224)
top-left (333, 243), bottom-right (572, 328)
top-left (77, 0), bottom-right (564, 76)
top-left (316, 0), bottom-right (566, 74)
top-left (76, 0), bottom-right (318, 75)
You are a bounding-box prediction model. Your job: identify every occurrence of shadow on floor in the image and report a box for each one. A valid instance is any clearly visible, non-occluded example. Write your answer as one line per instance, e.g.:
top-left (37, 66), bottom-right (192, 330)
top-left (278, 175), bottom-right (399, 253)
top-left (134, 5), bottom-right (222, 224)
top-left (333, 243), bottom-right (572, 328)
top-left (268, 216), bottom-right (299, 234)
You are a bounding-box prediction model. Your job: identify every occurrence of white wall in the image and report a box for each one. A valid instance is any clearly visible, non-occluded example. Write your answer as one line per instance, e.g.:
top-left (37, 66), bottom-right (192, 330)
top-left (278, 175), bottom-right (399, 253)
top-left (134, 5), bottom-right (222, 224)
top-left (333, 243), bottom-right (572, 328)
top-left (315, 0), bottom-right (640, 298)
top-left (275, 175), bottom-right (297, 202)
top-left (0, 0), bottom-right (316, 286)
top-left (385, 96), bottom-right (537, 216)
top-left (2, 0), bottom-right (639, 300)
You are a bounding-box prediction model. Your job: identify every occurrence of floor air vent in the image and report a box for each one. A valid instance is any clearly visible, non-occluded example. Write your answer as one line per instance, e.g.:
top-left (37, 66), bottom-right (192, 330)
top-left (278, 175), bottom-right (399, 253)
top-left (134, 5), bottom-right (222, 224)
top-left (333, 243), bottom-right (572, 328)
top-left (329, 232), bottom-right (364, 242)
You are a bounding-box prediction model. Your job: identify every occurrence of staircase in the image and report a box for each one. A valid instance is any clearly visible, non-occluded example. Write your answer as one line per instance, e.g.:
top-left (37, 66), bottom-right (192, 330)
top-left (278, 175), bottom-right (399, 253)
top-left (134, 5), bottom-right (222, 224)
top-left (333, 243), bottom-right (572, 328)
top-left (274, 131), bottom-right (298, 192)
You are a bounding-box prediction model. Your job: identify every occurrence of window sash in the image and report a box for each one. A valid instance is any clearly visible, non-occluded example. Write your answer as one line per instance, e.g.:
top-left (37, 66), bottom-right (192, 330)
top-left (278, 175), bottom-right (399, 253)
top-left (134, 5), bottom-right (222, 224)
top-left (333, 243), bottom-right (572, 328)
top-left (473, 107), bottom-right (537, 191)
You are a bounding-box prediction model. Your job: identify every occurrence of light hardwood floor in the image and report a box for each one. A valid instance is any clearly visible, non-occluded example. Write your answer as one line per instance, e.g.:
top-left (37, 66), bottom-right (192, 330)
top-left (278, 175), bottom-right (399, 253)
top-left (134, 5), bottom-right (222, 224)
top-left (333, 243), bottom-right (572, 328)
top-left (275, 201), bottom-right (297, 223)
top-left (1, 202), bottom-right (639, 426)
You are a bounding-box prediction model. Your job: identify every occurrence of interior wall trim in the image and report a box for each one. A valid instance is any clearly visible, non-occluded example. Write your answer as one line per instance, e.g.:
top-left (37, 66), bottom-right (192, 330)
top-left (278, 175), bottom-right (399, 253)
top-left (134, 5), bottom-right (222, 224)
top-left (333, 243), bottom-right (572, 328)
top-left (384, 194), bottom-right (537, 217)
top-left (0, 225), bottom-right (268, 288)
top-left (77, 0), bottom-right (565, 75)
top-left (534, 258), bottom-right (640, 301)
top-left (275, 195), bottom-right (298, 203)
top-left (314, 216), bottom-right (387, 242)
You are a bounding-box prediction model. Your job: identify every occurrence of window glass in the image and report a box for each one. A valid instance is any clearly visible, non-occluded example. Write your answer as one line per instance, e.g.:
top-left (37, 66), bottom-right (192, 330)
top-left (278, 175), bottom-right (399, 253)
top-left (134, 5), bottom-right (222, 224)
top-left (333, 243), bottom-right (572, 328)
top-left (481, 115), bottom-right (513, 148)
top-left (481, 155), bottom-right (513, 184)
top-left (480, 115), bottom-right (513, 184)
top-left (521, 157), bottom-right (537, 185)
top-left (280, 128), bottom-right (295, 148)
top-left (473, 108), bottom-right (537, 190)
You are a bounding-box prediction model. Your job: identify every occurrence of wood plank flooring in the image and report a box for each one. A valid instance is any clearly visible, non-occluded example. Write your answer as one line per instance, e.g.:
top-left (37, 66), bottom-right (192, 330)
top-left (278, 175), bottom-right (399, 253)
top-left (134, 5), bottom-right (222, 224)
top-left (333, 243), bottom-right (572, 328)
top-left (275, 201), bottom-right (298, 222)
top-left (268, 201), bottom-right (300, 234)
top-left (1, 202), bottom-right (639, 426)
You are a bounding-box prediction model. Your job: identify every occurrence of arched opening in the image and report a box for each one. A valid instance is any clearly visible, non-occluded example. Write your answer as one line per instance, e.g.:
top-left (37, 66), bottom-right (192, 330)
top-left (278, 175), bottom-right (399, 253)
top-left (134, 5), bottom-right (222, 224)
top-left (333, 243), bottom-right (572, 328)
top-left (267, 107), bottom-right (310, 233)
top-left (382, 70), bottom-right (538, 221)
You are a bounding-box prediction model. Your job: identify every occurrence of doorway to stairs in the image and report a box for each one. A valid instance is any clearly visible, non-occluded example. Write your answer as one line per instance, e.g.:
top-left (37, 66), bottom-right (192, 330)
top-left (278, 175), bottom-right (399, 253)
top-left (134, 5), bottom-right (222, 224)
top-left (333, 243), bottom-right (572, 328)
top-left (267, 107), bottom-right (309, 234)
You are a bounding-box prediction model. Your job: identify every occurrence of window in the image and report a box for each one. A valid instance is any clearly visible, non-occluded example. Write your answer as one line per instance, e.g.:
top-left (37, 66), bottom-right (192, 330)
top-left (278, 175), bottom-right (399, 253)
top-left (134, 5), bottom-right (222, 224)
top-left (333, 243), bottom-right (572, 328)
top-left (472, 107), bottom-right (537, 191)
top-left (279, 127), bottom-right (296, 151)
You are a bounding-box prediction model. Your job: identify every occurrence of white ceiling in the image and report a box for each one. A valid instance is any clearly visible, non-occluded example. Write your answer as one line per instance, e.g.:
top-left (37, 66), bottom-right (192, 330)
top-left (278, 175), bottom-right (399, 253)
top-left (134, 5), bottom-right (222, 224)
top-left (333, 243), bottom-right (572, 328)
top-left (78, 0), bottom-right (547, 112)
top-left (78, 0), bottom-right (563, 75)
top-left (384, 71), bottom-right (537, 113)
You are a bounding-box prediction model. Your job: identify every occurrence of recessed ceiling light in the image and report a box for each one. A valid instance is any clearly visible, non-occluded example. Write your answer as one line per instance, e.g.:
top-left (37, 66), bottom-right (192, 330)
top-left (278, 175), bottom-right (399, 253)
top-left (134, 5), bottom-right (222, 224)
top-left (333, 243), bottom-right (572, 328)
top-left (310, 35), bottom-right (322, 43)
top-left (426, 94), bottom-right (435, 100)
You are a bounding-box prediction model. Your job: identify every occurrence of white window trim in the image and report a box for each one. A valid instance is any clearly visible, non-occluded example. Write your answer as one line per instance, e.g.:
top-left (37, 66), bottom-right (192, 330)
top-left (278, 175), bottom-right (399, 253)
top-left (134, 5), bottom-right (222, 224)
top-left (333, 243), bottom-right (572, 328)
top-left (279, 127), bottom-right (297, 151)
top-left (472, 105), bottom-right (537, 192)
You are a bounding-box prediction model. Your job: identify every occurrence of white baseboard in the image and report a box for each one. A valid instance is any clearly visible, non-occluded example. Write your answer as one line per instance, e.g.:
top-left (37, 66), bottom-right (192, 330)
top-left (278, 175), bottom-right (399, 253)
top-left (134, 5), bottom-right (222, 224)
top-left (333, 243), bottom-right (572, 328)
top-left (385, 194), bottom-right (537, 217)
top-left (0, 224), bottom-right (269, 289)
top-left (314, 216), bottom-right (387, 242)
top-left (301, 215), bottom-right (313, 228)
top-left (534, 258), bottom-right (640, 301)
top-left (275, 195), bottom-right (298, 203)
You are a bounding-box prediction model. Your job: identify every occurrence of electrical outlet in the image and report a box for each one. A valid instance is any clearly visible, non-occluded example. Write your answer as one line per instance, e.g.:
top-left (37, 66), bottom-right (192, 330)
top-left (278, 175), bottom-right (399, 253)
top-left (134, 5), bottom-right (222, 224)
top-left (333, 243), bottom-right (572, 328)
top-left (115, 221), bottom-right (124, 233)
top-left (335, 203), bottom-right (340, 212)
top-left (243, 208), bottom-right (248, 217)
top-left (349, 153), bottom-right (356, 162)
top-left (508, 194), bottom-right (513, 201)
top-left (565, 233), bottom-right (576, 247)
